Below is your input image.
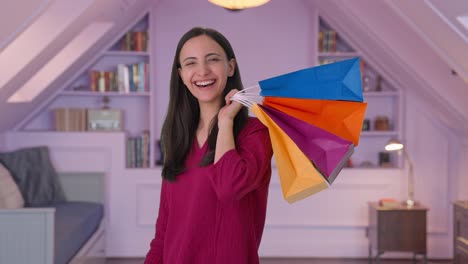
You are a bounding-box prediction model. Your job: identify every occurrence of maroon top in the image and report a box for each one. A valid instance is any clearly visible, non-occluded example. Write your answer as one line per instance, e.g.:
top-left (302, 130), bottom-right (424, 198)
top-left (144, 118), bottom-right (273, 264)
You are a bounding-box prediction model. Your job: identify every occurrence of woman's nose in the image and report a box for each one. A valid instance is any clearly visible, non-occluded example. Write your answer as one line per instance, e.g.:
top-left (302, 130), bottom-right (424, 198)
top-left (197, 62), bottom-right (210, 75)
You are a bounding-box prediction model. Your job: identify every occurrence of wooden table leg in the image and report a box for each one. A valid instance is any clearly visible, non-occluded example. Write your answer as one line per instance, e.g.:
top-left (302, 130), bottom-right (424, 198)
top-left (376, 251), bottom-right (383, 264)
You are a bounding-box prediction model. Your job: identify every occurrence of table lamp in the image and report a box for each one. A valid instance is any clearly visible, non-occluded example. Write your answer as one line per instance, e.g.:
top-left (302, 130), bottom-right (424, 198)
top-left (385, 139), bottom-right (415, 207)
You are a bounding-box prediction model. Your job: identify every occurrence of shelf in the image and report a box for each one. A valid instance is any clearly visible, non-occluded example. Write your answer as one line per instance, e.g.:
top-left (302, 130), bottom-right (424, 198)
top-left (363, 91), bottom-right (399, 97)
top-left (318, 52), bottom-right (360, 57)
top-left (12, 130), bottom-right (125, 134)
top-left (60, 91), bottom-right (150, 97)
top-left (123, 167), bottom-right (162, 172)
top-left (17, 130), bottom-right (127, 135)
top-left (103, 51), bottom-right (149, 57)
top-left (343, 167), bottom-right (400, 171)
top-left (361, 131), bottom-right (399, 137)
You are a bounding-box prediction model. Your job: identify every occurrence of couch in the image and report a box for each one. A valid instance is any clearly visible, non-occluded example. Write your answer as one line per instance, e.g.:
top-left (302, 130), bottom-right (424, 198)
top-left (0, 146), bottom-right (105, 264)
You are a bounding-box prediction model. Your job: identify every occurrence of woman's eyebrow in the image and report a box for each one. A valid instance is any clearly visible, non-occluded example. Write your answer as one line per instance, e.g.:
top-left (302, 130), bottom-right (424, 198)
top-left (182, 56), bottom-right (196, 63)
top-left (206, 52), bottom-right (221, 57)
top-left (182, 53), bottom-right (221, 63)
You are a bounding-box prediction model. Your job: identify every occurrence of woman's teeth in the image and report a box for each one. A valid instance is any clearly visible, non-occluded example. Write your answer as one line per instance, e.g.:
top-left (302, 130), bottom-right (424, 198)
top-left (195, 80), bottom-right (215, 87)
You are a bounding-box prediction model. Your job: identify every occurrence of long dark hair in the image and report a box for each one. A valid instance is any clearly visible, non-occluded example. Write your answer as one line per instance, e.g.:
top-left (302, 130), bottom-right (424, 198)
top-left (161, 27), bottom-right (248, 181)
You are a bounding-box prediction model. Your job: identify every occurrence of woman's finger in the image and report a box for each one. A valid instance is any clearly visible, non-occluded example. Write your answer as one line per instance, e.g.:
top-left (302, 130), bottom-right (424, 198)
top-left (225, 89), bottom-right (239, 105)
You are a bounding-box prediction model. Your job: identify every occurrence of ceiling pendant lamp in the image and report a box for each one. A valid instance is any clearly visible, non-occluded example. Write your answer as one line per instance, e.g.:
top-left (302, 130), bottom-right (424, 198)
top-left (208, 0), bottom-right (270, 11)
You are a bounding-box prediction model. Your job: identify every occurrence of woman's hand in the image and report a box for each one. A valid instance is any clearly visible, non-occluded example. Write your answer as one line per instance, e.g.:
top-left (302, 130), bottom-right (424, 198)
top-left (215, 89), bottom-right (242, 163)
top-left (218, 89), bottom-right (242, 127)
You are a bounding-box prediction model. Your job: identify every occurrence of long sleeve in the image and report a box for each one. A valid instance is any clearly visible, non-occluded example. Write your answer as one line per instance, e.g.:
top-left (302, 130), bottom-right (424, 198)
top-left (210, 119), bottom-right (272, 202)
top-left (144, 180), bottom-right (169, 264)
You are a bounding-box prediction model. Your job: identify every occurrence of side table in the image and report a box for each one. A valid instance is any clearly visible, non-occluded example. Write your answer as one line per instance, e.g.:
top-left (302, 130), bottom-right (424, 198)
top-left (367, 202), bottom-right (428, 264)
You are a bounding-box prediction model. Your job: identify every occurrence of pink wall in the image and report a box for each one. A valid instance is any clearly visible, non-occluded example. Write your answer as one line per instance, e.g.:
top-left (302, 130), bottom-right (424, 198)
top-left (147, 0), bottom-right (467, 258)
top-left (0, 133), bottom-right (5, 151)
top-left (152, 0), bottom-right (314, 134)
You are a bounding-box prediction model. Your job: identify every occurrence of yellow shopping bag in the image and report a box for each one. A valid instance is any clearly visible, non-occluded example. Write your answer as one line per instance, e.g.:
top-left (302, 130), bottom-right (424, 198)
top-left (252, 104), bottom-right (328, 204)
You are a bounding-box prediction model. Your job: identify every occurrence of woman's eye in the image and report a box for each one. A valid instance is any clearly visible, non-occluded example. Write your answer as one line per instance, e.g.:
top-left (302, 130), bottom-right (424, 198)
top-left (208, 57), bottom-right (220, 62)
top-left (184, 61), bottom-right (195, 67)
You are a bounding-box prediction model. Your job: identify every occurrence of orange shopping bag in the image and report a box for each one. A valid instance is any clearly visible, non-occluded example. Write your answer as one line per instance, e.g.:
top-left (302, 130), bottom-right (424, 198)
top-left (264, 97), bottom-right (367, 146)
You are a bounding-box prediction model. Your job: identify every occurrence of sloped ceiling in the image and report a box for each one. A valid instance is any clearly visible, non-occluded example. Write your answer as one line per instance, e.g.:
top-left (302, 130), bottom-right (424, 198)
top-left (0, 0), bottom-right (52, 51)
top-left (387, 0), bottom-right (468, 84)
top-left (308, 0), bottom-right (468, 135)
top-left (0, 0), bottom-right (152, 132)
top-left (0, 0), bottom-right (467, 135)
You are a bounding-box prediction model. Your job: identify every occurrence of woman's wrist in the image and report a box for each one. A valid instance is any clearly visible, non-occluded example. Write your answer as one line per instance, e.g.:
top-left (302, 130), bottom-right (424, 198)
top-left (218, 118), bottom-right (234, 131)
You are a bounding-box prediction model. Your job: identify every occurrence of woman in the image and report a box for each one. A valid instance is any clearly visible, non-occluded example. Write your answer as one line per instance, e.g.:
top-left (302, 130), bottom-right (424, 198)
top-left (144, 27), bottom-right (273, 264)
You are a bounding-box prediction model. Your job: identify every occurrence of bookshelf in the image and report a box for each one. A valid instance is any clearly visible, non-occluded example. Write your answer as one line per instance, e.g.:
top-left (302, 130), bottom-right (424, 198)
top-left (20, 12), bottom-right (156, 169)
top-left (318, 17), bottom-right (402, 169)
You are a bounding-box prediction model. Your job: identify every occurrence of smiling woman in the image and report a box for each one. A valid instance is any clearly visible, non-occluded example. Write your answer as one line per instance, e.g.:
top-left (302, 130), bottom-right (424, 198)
top-left (144, 27), bottom-right (273, 264)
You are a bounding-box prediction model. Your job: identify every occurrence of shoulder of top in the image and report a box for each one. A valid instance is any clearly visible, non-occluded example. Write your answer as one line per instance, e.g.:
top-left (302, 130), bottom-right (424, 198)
top-left (243, 117), bottom-right (268, 134)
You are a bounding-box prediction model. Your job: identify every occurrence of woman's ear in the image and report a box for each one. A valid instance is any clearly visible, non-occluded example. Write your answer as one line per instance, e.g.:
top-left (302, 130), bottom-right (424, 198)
top-left (228, 58), bottom-right (236, 77)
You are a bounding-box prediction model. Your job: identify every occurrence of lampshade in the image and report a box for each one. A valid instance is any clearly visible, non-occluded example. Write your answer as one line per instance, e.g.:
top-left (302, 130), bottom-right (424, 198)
top-left (385, 138), bottom-right (404, 152)
top-left (208, 0), bottom-right (270, 10)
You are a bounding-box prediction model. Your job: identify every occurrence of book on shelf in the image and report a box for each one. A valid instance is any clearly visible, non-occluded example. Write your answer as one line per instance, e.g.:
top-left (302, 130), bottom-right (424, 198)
top-left (88, 62), bottom-right (149, 94)
top-left (53, 108), bottom-right (124, 132)
top-left (318, 30), bottom-right (337, 52)
top-left (126, 130), bottom-right (150, 168)
top-left (118, 31), bottom-right (148, 52)
top-left (53, 108), bottom-right (87, 131)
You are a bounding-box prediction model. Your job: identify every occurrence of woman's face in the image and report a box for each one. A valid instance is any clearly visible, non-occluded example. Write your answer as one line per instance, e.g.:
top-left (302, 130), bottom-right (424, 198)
top-left (178, 35), bottom-right (235, 107)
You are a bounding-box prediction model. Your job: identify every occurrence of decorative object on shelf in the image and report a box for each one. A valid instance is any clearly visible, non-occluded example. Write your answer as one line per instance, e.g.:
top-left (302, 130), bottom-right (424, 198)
top-left (359, 160), bottom-right (375, 168)
top-left (374, 115), bottom-right (390, 131)
top-left (87, 97), bottom-right (122, 131)
top-left (72, 85), bottom-right (87, 91)
top-left (375, 75), bottom-right (383, 92)
top-left (208, 0), bottom-right (270, 10)
top-left (362, 119), bottom-right (370, 131)
top-left (362, 75), bottom-right (371, 92)
top-left (87, 109), bottom-right (123, 131)
top-left (102, 96), bottom-right (110, 109)
top-left (232, 57), bottom-right (366, 203)
top-left (378, 151), bottom-right (391, 168)
top-left (385, 138), bottom-right (415, 207)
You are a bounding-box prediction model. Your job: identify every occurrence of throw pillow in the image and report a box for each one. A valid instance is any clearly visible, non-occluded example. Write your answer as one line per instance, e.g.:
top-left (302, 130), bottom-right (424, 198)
top-left (0, 162), bottom-right (25, 208)
top-left (0, 146), bottom-right (67, 207)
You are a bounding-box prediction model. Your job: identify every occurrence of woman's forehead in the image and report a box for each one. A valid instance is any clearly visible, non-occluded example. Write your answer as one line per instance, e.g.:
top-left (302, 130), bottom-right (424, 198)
top-left (180, 35), bottom-right (225, 59)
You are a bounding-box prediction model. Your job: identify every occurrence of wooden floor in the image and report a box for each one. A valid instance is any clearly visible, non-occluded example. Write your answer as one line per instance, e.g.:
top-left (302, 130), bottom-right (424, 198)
top-left (106, 257), bottom-right (453, 264)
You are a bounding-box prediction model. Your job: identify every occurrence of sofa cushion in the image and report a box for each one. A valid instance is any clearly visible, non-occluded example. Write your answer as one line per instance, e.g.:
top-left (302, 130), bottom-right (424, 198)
top-left (0, 146), bottom-right (67, 207)
top-left (52, 201), bottom-right (104, 264)
top-left (0, 163), bottom-right (24, 208)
